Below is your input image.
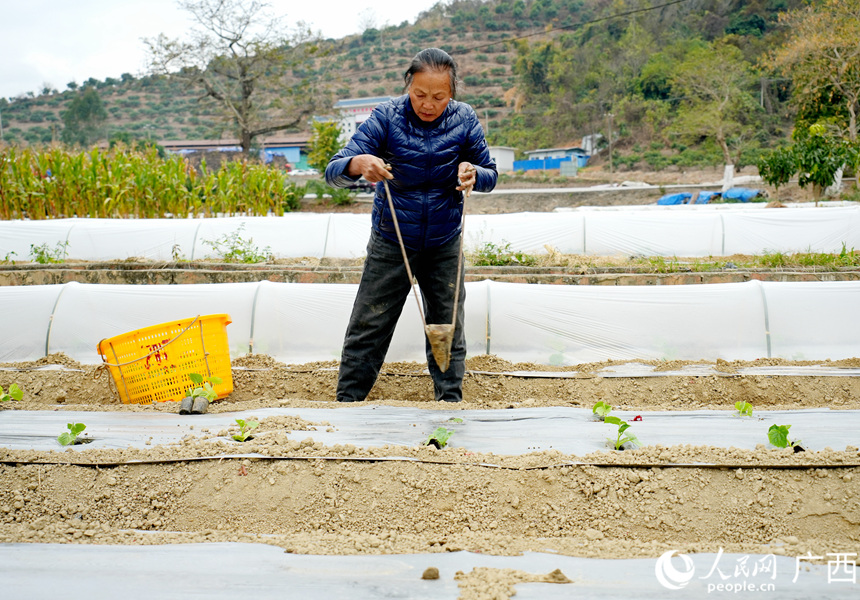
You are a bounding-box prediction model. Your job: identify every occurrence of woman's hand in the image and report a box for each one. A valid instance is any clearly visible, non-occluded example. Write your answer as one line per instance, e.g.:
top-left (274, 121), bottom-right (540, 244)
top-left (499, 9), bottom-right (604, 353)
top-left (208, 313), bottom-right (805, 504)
top-left (348, 154), bottom-right (393, 183)
top-left (456, 162), bottom-right (477, 194)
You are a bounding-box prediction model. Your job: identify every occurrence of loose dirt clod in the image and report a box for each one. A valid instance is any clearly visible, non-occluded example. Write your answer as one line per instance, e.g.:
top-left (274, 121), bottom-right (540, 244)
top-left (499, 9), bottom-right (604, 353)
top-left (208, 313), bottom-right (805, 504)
top-left (455, 567), bottom-right (573, 600)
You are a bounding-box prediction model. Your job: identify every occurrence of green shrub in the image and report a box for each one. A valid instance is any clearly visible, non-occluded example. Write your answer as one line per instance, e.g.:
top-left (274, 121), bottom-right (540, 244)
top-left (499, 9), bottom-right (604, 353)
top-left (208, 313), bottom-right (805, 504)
top-left (469, 241), bottom-right (537, 266)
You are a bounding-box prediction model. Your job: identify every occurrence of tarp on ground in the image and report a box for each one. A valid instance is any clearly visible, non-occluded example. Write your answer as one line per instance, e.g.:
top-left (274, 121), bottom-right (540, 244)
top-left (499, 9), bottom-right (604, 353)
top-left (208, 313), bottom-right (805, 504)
top-left (2, 544), bottom-right (852, 600)
top-left (1, 407), bottom-right (857, 455)
top-left (694, 191), bottom-right (721, 204)
top-left (656, 192), bottom-right (692, 205)
top-left (723, 187), bottom-right (761, 202)
top-left (3, 205), bottom-right (860, 259)
top-left (2, 280), bottom-right (860, 365)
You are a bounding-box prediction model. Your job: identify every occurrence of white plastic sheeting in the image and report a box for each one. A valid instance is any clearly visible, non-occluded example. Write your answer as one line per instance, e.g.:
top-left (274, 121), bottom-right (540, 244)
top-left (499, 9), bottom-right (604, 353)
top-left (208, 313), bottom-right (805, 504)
top-left (2, 280), bottom-right (860, 365)
top-left (486, 280), bottom-right (770, 365)
top-left (3, 205), bottom-right (860, 260)
top-left (4, 544), bottom-right (851, 600)
top-left (2, 407), bottom-right (857, 454)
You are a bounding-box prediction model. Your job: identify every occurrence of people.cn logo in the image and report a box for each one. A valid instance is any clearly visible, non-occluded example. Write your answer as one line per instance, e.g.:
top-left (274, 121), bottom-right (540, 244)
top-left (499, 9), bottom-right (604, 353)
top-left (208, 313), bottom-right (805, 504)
top-left (655, 550), bottom-right (696, 590)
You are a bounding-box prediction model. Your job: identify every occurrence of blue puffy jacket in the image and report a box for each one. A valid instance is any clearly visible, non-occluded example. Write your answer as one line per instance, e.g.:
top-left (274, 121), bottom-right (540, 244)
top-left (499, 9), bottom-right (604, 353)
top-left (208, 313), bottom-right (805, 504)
top-left (325, 95), bottom-right (497, 250)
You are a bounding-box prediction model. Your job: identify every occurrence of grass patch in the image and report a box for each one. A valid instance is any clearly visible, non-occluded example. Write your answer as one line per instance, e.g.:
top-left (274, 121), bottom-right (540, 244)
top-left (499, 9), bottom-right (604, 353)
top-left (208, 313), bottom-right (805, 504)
top-left (629, 248), bottom-right (860, 273)
top-left (760, 245), bottom-right (860, 269)
top-left (469, 241), bottom-right (538, 267)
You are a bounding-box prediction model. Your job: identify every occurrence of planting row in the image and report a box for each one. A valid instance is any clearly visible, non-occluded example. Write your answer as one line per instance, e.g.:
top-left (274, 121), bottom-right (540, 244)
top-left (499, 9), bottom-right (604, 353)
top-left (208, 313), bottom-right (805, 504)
top-left (4, 206), bottom-right (860, 261)
top-left (3, 280), bottom-right (860, 365)
top-left (1, 386), bottom-right (846, 455)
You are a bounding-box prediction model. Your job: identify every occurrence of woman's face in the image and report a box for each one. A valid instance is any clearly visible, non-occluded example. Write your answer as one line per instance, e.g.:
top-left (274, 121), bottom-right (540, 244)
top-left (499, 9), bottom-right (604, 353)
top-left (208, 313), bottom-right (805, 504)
top-left (408, 69), bottom-right (451, 122)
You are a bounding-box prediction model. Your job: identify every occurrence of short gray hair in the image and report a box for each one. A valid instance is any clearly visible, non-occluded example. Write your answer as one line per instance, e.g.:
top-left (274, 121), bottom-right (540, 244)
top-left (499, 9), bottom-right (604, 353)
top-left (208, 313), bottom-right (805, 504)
top-left (403, 48), bottom-right (459, 98)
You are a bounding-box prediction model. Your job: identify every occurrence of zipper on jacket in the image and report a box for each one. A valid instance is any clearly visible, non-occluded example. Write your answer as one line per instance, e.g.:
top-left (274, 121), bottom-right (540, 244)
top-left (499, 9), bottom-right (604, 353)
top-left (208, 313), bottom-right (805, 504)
top-left (420, 128), bottom-right (430, 250)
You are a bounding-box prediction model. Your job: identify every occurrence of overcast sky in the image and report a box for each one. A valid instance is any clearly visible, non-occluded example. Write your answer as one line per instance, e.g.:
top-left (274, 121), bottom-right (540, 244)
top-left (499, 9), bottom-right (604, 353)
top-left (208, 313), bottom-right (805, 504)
top-left (0, 0), bottom-right (441, 99)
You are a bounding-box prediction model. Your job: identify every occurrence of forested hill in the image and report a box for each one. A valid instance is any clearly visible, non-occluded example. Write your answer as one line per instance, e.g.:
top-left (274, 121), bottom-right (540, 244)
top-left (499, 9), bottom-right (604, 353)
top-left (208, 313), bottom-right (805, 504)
top-left (1, 0), bottom-right (806, 169)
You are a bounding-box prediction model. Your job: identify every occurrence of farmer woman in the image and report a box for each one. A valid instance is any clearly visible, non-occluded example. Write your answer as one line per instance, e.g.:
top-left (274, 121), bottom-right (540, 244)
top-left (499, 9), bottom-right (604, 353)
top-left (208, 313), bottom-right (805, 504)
top-left (325, 47), bottom-right (497, 403)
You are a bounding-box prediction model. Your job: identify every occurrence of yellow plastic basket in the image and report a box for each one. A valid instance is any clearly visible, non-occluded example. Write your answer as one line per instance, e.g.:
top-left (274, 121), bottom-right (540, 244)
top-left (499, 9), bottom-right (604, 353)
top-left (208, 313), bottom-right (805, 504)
top-left (97, 314), bottom-right (233, 405)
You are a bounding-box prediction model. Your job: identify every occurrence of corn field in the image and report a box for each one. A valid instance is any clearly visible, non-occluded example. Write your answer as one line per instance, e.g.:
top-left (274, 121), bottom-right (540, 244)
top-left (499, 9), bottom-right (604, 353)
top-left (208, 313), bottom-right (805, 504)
top-left (0, 146), bottom-right (310, 219)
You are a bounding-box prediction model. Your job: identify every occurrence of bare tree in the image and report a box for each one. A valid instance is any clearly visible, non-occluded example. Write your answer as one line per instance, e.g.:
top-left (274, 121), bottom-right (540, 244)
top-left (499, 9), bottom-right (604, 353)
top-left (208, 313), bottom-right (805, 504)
top-left (357, 8), bottom-right (379, 34)
top-left (145, 0), bottom-right (329, 153)
top-left (770, 0), bottom-right (860, 142)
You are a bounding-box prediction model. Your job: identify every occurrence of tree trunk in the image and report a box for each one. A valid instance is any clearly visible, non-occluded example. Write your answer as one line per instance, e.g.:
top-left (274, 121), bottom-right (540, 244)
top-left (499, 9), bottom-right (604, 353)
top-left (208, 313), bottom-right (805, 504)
top-left (849, 101), bottom-right (857, 143)
top-left (240, 130), bottom-right (252, 154)
top-left (722, 164), bottom-right (734, 192)
top-left (717, 133), bottom-right (732, 166)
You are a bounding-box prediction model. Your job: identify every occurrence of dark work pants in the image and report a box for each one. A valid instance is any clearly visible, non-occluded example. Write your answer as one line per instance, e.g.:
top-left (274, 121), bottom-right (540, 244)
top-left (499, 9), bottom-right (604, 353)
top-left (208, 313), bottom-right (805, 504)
top-left (336, 229), bottom-right (466, 402)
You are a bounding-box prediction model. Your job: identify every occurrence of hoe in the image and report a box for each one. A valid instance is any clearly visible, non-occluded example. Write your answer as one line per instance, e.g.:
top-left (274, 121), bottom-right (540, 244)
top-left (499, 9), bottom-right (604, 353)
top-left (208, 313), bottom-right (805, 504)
top-left (381, 170), bottom-right (471, 372)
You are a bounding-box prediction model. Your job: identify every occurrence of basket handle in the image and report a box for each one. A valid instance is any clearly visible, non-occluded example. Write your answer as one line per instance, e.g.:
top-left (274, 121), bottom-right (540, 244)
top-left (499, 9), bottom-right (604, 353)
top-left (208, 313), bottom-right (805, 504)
top-left (97, 315), bottom-right (202, 368)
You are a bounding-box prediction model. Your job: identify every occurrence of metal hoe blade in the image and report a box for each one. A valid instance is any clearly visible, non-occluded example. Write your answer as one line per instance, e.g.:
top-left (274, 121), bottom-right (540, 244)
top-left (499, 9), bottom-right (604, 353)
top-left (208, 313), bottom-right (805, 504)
top-left (425, 323), bottom-right (454, 373)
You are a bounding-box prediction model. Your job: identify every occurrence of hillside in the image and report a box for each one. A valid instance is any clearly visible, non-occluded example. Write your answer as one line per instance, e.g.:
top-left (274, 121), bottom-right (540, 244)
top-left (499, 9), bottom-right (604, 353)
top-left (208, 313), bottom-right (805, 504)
top-left (0, 0), bottom-right (804, 163)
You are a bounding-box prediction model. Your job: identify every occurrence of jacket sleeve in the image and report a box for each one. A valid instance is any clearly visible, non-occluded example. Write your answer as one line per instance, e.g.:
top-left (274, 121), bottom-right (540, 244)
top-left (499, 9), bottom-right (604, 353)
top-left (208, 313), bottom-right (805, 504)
top-left (462, 109), bottom-right (498, 194)
top-left (325, 107), bottom-right (388, 188)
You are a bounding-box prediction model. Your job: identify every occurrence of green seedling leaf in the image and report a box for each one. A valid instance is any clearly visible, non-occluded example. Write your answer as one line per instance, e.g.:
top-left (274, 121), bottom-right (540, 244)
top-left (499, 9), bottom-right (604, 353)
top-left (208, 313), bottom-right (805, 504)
top-left (768, 424), bottom-right (790, 448)
top-left (186, 374), bottom-right (220, 402)
top-left (734, 401), bottom-right (753, 417)
top-left (604, 416), bottom-right (639, 450)
top-left (58, 422), bottom-right (86, 446)
top-left (620, 432), bottom-right (641, 448)
top-left (9, 383), bottom-right (23, 401)
top-left (1, 383), bottom-right (24, 402)
top-left (424, 427), bottom-right (455, 449)
top-left (448, 417), bottom-right (464, 423)
top-left (209, 376), bottom-right (223, 385)
top-left (592, 401), bottom-right (612, 419)
top-left (57, 432), bottom-right (75, 446)
top-left (232, 418), bottom-right (259, 442)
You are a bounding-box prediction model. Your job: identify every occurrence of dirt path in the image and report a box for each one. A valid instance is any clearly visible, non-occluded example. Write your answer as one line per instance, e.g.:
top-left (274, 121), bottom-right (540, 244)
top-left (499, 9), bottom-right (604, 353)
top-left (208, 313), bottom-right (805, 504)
top-left (4, 353), bottom-right (860, 412)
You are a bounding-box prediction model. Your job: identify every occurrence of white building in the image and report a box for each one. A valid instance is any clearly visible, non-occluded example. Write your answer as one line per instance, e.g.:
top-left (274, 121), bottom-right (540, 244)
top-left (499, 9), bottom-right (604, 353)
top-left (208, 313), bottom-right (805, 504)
top-left (489, 146), bottom-right (516, 172)
top-left (334, 96), bottom-right (393, 142)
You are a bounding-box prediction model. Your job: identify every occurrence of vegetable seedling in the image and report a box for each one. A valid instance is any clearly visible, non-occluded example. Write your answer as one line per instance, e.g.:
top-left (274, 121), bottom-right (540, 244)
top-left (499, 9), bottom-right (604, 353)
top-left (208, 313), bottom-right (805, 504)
top-left (232, 418), bottom-right (259, 442)
top-left (604, 415), bottom-right (640, 451)
top-left (734, 401), bottom-right (753, 417)
top-left (0, 383), bottom-right (23, 403)
top-left (58, 422), bottom-right (87, 446)
top-left (185, 373), bottom-right (222, 402)
top-left (424, 427), bottom-right (455, 449)
top-left (767, 424), bottom-right (804, 452)
top-left (592, 401), bottom-right (612, 420)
